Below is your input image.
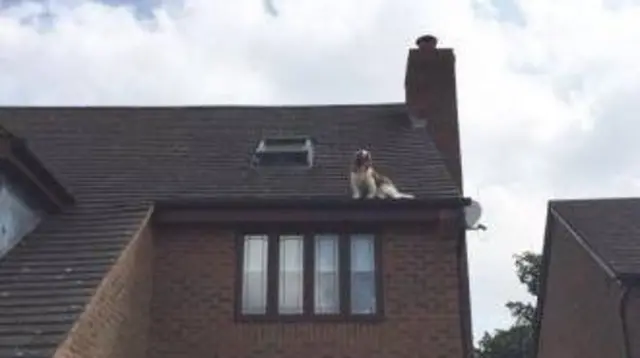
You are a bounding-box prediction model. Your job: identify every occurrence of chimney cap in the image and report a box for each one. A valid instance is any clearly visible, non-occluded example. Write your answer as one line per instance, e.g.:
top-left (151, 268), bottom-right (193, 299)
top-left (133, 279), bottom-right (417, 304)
top-left (415, 34), bottom-right (438, 49)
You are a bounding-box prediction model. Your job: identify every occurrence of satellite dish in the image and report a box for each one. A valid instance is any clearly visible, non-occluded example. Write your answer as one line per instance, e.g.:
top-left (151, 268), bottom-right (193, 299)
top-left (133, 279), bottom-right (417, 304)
top-left (465, 200), bottom-right (487, 231)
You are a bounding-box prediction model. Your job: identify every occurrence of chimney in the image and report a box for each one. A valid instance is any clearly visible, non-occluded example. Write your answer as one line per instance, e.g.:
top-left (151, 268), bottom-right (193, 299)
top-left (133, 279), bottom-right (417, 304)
top-left (404, 34), bottom-right (463, 190)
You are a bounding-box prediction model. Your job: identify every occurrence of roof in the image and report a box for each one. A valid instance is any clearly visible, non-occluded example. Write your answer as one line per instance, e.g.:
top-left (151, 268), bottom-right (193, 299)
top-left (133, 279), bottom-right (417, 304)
top-left (0, 104), bottom-right (461, 356)
top-left (0, 105), bottom-right (459, 203)
top-left (0, 202), bottom-right (151, 357)
top-left (533, 197), bottom-right (640, 358)
top-left (549, 197), bottom-right (640, 279)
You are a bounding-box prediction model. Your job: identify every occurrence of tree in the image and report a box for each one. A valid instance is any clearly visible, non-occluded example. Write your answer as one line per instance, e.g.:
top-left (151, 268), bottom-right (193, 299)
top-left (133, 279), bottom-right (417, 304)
top-left (475, 326), bottom-right (534, 358)
top-left (475, 251), bottom-right (542, 358)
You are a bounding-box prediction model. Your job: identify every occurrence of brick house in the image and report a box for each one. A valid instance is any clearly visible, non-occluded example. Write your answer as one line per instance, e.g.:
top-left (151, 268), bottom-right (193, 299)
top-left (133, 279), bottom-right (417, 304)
top-left (0, 35), bottom-right (474, 358)
top-left (534, 198), bottom-right (640, 358)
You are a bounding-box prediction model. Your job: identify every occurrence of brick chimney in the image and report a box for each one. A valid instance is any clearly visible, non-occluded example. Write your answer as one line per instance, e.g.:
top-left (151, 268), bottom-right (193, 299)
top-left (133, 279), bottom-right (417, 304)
top-left (405, 34), bottom-right (462, 190)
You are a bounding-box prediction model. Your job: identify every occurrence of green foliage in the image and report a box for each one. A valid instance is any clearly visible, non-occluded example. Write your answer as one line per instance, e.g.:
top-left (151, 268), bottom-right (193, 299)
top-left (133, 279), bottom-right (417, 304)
top-left (475, 325), bottom-right (535, 358)
top-left (505, 301), bottom-right (536, 327)
top-left (474, 251), bottom-right (542, 358)
top-left (513, 252), bottom-right (542, 297)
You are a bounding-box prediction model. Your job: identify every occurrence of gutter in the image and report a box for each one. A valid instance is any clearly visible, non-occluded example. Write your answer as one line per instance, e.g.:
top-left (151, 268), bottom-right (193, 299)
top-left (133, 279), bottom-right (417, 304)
top-left (154, 196), bottom-right (472, 210)
top-left (153, 196), bottom-right (473, 225)
top-left (618, 284), bottom-right (631, 358)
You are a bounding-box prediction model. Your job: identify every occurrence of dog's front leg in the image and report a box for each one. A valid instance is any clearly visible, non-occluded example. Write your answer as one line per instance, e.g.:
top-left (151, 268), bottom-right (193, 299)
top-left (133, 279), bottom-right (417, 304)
top-left (350, 173), bottom-right (361, 199)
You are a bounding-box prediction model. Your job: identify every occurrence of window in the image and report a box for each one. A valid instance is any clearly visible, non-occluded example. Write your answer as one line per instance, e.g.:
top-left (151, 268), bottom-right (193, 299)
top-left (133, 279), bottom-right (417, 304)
top-left (251, 136), bottom-right (314, 168)
top-left (350, 234), bottom-right (377, 314)
top-left (241, 235), bottom-right (269, 314)
top-left (0, 180), bottom-right (42, 257)
top-left (279, 235), bottom-right (304, 314)
top-left (314, 234), bottom-right (339, 314)
top-left (237, 231), bottom-right (382, 320)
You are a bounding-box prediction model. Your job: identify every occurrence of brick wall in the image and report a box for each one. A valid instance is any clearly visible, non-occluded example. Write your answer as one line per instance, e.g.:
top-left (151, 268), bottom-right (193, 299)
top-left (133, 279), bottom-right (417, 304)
top-left (537, 218), bottom-right (626, 358)
top-left (53, 221), bottom-right (154, 358)
top-left (149, 222), bottom-right (465, 358)
top-left (404, 48), bottom-right (462, 189)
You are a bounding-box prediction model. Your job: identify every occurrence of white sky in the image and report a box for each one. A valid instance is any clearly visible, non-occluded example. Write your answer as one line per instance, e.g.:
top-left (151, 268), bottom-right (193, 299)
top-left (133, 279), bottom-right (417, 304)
top-left (2, 0), bottom-right (640, 342)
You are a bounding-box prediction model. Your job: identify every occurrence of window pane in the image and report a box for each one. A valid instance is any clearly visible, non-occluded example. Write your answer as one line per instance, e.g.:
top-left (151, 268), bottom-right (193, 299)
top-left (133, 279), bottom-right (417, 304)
top-left (350, 234), bottom-right (376, 314)
top-left (314, 234), bottom-right (339, 314)
top-left (242, 235), bottom-right (268, 314)
top-left (0, 184), bottom-right (41, 257)
top-left (279, 235), bottom-right (304, 314)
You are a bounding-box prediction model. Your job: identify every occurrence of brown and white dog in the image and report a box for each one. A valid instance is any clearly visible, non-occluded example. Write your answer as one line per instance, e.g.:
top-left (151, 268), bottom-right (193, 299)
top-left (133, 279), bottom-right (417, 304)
top-left (349, 149), bottom-right (415, 199)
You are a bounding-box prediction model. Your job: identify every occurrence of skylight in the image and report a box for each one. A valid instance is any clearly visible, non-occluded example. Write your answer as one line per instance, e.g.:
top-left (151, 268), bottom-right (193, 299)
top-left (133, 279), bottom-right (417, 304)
top-left (252, 136), bottom-right (314, 168)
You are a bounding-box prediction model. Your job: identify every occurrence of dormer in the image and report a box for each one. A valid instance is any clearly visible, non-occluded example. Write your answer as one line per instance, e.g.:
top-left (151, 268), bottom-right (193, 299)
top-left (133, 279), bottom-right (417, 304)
top-left (0, 124), bottom-right (74, 256)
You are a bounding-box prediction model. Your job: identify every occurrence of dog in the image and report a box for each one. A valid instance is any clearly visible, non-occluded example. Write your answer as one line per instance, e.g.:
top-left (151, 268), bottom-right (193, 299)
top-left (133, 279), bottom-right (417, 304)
top-left (349, 149), bottom-right (415, 199)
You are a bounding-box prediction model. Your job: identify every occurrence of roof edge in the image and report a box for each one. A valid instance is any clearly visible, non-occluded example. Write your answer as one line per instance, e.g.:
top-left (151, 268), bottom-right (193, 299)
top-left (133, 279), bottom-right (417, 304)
top-left (51, 204), bottom-right (154, 357)
top-left (152, 196), bottom-right (472, 225)
top-left (0, 103), bottom-right (407, 110)
top-left (549, 197), bottom-right (640, 205)
top-left (618, 273), bottom-right (640, 286)
top-left (154, 196), bottom-right (471, 211)
top-left (549, 205), bottom-right (618, 279)
top-left (532, 208), bottom-right (554, 358)
top-left (0, 132), bottom-right (75, 213)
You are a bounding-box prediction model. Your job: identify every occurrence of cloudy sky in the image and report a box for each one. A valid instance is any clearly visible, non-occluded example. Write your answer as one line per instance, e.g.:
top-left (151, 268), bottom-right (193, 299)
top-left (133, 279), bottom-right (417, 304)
top-left (2, 0), bottom-right (640, 342)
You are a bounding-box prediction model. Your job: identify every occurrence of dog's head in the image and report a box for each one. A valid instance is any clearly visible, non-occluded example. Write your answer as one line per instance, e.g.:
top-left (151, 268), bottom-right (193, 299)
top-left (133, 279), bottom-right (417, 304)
top-left (353, 149), bottom-right (372, 171)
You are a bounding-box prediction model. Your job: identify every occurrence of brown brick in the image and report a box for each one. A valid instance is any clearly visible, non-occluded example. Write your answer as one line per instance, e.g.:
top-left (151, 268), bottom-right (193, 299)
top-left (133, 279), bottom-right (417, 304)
top-left (537, 219), bottom-right (627, 358)
top-left (52, 218), bottom-right (154, 358)
top-left (149, 223), bottom-right (465, 358)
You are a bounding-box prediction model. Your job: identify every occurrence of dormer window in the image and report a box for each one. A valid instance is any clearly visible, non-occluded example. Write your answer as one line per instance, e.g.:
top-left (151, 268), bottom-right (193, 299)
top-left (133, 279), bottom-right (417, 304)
top-left (0, 124), bottom-right (75, 257)
top-left (0, 178), bottom-right (41, 257)
top-left (252, 136), bottom-right (314, 168)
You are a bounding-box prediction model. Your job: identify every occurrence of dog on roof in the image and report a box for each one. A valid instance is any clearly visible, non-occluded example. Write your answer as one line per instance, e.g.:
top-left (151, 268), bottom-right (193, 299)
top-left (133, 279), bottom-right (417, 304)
top-left (349, 149), bottom-right (415, 200)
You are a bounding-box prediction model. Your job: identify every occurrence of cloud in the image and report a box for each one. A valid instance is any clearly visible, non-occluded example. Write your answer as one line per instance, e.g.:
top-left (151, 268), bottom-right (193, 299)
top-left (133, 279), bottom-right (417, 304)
top-left (263, 0), bottom-right (278, 16)
top-left (2, 0), bottom-right (640, 342)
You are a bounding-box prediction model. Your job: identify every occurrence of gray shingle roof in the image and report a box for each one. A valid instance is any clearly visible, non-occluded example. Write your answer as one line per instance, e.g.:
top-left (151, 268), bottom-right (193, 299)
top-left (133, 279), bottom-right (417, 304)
top-left (551, 197), bottom-right (640, 277)
top-left (0, 104), bottom-right (460, 356)
top-left (0, 105), bottom-right (459, 202)
top-left (0, 202), bottom-right (150, 357)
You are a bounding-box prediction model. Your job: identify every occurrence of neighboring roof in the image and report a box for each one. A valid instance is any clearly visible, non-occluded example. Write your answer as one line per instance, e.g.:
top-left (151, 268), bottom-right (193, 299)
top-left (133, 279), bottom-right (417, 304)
top-left (0, 104), bottom-right (461, 356)
top-left (533, 197), bottom-right (640, 358)
top-left (549, 197), bottom-right (640, 279)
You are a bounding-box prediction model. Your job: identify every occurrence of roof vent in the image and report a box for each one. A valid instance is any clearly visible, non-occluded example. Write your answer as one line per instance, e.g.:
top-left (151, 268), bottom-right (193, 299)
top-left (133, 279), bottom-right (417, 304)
top-left (252, 136), bottom-right (314, 168)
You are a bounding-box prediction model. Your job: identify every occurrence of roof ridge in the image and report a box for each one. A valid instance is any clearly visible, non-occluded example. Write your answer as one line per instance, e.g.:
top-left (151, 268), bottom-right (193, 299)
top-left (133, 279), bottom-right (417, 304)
top-left (0, 103), bottom-right (406, 110)
top-left (549, 197), bottom-right (640, 205)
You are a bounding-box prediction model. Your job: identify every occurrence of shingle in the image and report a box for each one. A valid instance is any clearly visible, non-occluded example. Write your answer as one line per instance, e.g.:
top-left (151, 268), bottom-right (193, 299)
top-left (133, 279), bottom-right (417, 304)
top-left (551, 198), bottom-right (640, 277)
top-left (0, 346), bottom-right (57, 358)
top-left (0, 105), bottom-right (459, 200)
top-left (0, 104), bottom-right (461, 355)
top-left (0, 202), bottom-right (150, 354)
